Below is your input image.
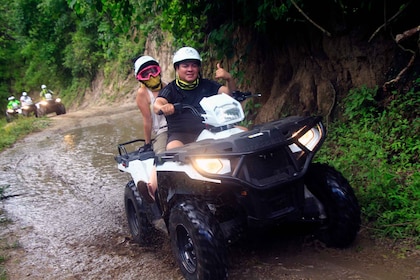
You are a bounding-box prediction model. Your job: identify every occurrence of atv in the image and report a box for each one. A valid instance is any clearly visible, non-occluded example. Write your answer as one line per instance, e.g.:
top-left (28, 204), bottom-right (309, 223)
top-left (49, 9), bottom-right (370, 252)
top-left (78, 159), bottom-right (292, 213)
top-left (36, 93), bottom-right (66, 117)
top-left (5, 104), bottom-right (21, 122)
top-left (115, 92), bottom-right (361, 280)
top-left (21, 99), bottom-right (38, 117)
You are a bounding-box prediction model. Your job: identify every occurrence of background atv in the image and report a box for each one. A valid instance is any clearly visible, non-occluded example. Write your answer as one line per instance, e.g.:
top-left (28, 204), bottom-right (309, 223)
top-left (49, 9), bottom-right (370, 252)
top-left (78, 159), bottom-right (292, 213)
top-left (36, 93), bottom-right (66, 117)
top-left (115, 92), bottom-right (361, 280)
top-left (5, 106), bottom-right (21, 122)
top-left (21, 100), bottom-right (38, 117)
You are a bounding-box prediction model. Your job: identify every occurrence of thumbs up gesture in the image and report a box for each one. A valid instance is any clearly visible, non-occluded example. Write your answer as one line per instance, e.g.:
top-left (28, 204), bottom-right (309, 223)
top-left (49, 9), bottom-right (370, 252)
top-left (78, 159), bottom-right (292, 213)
top-left (215, 62), bottom-right (232, 81)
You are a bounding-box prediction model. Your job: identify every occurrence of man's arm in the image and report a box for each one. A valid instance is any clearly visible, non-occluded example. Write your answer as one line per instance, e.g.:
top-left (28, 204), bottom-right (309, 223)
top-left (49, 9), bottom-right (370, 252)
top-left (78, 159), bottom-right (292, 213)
top-left (215, 63), bottom-right (236, 95)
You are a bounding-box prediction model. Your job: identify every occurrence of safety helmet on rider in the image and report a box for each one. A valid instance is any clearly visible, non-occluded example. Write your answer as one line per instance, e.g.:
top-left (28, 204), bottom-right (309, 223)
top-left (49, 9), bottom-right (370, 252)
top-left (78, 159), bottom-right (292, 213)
top-left (134, 56), bottom-right (159, 77)
top-left (41, 84), bottom-right (47, 89)
top-left (22, 92), bottom-right (27, 96)
top-left (173, 47), bottom-right (202, 68)
top-left (8, 96), bottom-right (15, 101)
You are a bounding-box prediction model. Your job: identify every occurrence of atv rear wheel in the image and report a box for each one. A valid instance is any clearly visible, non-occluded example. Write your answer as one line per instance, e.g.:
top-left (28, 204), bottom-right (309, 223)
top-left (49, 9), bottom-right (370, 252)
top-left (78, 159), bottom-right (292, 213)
top-left (304, 163), bottom-right (361, 248)
top-left (169, 199), bottom-right (228, 280)
top-left (124, 180), bottom-right (154, 245)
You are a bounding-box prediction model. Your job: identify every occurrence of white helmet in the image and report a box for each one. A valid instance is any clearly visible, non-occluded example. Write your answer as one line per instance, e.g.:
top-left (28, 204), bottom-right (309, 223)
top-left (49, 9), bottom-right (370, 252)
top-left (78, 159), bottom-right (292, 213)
top-left (41, 84), bottom-right (47, 89)
top-left (134, 55), bottom-right (158, 76)
top-left (173, 47), bottom-right (202, 67)
top-left (22, 91), bottom-right (27, 96)
top-left (8, 96), bottom-right (15, 101)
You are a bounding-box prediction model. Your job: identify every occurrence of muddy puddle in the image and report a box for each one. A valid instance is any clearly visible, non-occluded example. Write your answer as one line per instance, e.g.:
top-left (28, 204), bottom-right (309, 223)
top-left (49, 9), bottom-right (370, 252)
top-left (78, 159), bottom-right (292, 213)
top-left (0, 104), bottom-right (418, 280)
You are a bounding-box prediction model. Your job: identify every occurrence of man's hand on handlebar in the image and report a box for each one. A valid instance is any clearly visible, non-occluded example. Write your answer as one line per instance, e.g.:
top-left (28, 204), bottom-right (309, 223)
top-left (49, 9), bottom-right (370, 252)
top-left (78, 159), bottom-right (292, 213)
top-left (157, 103), bottom-right (175, 115)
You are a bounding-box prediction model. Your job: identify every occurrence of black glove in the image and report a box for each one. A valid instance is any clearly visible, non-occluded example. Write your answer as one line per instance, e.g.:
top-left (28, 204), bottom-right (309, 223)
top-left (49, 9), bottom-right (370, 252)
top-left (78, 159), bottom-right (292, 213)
top-left (138, 143), bottom-right (153, 153)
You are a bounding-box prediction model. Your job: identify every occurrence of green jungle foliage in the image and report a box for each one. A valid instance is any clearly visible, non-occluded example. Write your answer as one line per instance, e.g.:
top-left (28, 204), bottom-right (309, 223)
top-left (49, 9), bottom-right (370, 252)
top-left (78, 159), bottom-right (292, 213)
top-left (0, 0), bottom-right (418, 243)
top-left (317, 81), bottom-right (420, 243)
top-left (1, 0), bottom-right (416, 111)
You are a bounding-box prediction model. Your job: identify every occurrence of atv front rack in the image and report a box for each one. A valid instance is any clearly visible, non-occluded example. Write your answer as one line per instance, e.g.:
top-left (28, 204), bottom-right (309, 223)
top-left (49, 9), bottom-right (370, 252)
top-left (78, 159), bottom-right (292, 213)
top-left (115, 139), bottom-right (155, 167)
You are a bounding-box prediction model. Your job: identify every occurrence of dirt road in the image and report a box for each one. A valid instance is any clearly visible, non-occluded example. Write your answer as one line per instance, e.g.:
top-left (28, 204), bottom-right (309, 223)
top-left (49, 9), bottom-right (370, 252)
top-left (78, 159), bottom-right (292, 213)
top-left (0, 104), bottom-right (418, 280)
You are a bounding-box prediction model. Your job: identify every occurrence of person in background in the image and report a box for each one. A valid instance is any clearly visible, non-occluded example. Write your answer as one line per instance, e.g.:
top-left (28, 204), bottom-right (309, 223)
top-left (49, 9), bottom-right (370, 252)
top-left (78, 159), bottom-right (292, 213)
top-left (20, 92), bottom-right (32, 105)
top-left (153, 46), bottom-right (236, 150)
top-left (133, 55), bottom-right (167, 203)
top-left (134, 55), bottom-right (168, 154)
top-left (7, 96), bottom-right (20, 109)
top-left (40, 84), bottom-right (53, 100)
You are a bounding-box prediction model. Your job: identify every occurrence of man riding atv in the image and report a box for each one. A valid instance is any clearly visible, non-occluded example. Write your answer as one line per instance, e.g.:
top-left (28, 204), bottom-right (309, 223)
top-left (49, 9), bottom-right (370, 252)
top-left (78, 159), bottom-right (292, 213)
top-left (39, 84), bottom-right (54, 100)
top-left (6, 96), bottom-right (21, 122)
top-left (20, 92), bottom-right (32, 105)
top-left (36, 84), bottom-right (66, 116)
top-left (7, 96), bottom-right (20, 109)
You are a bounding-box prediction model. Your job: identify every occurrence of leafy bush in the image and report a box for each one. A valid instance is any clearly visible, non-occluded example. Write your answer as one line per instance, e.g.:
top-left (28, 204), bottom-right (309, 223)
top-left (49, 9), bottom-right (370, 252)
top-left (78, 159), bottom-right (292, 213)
top-left (317, 82), bottom-right (420, 242)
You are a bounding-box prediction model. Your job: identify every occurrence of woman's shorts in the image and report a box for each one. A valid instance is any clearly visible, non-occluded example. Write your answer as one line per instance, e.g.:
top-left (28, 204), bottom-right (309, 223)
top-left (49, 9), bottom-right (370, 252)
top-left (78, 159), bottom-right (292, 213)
top-left (152, 131), bottom-right (168, 154)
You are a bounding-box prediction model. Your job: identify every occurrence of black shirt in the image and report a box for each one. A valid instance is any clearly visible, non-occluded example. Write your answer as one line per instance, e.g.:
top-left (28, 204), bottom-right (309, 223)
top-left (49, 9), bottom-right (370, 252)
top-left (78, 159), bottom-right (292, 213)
top-left (158, 78), bottom-right (221, 135)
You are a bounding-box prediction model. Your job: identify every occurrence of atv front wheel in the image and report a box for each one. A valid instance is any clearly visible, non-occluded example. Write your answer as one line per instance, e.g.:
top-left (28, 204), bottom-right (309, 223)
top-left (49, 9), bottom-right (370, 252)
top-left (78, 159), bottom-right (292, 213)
top-left (304, 163), bottom-right (361, 248)
top-left (169, 199), bottom-right (228, 280)
top-left (124, 180), bottom-right (154, 245)
top-left (5, 112), bottom-right (13, 122)
top-left (37, 107), bottom-right (46, 117)
top-left (56, 104), bottom-right (66, 115)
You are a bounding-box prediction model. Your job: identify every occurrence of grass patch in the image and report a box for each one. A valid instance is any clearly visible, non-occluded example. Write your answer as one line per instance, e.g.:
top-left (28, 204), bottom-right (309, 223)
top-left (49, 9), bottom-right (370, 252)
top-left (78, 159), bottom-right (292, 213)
top-left (0, 117), bottom-right (52, 152)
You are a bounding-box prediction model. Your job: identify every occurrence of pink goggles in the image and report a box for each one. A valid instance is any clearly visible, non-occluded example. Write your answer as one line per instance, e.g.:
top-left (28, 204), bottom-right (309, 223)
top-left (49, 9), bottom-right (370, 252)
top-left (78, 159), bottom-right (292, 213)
top-left (136, 65), bottom-right (161, 81)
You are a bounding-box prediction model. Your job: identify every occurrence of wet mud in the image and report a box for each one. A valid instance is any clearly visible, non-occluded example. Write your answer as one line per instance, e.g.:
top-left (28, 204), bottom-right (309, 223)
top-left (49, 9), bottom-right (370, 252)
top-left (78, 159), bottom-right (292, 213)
top-left (0, 104), bottom-right (418, 280)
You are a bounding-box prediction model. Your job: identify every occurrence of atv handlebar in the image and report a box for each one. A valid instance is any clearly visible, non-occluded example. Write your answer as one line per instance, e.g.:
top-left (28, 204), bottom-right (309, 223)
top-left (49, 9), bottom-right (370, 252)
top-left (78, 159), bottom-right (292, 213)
top-left (232, 91), bottom-right (261, 102)
top-left (157, 91), bottom-right (261, 115)
top-left (157, 103), bottom-right (199, 116)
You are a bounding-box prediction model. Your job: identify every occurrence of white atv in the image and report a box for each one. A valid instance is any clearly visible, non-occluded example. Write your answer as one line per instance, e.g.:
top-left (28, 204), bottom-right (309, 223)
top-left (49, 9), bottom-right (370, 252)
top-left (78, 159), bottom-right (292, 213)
top-left (21, 98), bottom-right (38, 117)
top-left (115, 92), bottom-right (361, 280)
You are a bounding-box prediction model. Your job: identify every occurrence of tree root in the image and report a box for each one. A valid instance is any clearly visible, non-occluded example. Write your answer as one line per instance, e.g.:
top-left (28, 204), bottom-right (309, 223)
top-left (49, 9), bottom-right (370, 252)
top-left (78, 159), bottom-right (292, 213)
top-left (383, 26), bottom-right (419, 91)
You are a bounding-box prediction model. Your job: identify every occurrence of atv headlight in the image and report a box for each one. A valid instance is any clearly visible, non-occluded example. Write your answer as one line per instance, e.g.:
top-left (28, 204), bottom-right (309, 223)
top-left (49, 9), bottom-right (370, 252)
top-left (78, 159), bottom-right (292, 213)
top-left (289, 124), bottom-right (323, 152)
top-left (200, 93), bottom-right (245, 126)
top-left (298, 129), bottom-right (315, 147)
top-left (193, 158), bottom-right (231, 174)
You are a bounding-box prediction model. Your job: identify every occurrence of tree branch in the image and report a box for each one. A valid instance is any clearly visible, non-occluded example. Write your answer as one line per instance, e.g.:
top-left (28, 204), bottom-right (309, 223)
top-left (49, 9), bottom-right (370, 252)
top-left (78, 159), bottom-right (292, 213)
top-left (383, 53), bottom-right (416, 91)
top-left (395, 25), bottom-right (420, 43)
top-left (290, 0), bottom-right (331, 37)
top-left (382, 25), bottom-right (419, 91)
top-left (368, 2), bottom-right (410, 43)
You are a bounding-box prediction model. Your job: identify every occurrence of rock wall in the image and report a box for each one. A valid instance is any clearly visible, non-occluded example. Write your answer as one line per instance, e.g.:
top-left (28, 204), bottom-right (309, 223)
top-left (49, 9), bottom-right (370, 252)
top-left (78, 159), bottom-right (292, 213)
top-left (143, 34), bottom-right (175, 84)
top-left (228, 28), bottom-right (399, 125)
